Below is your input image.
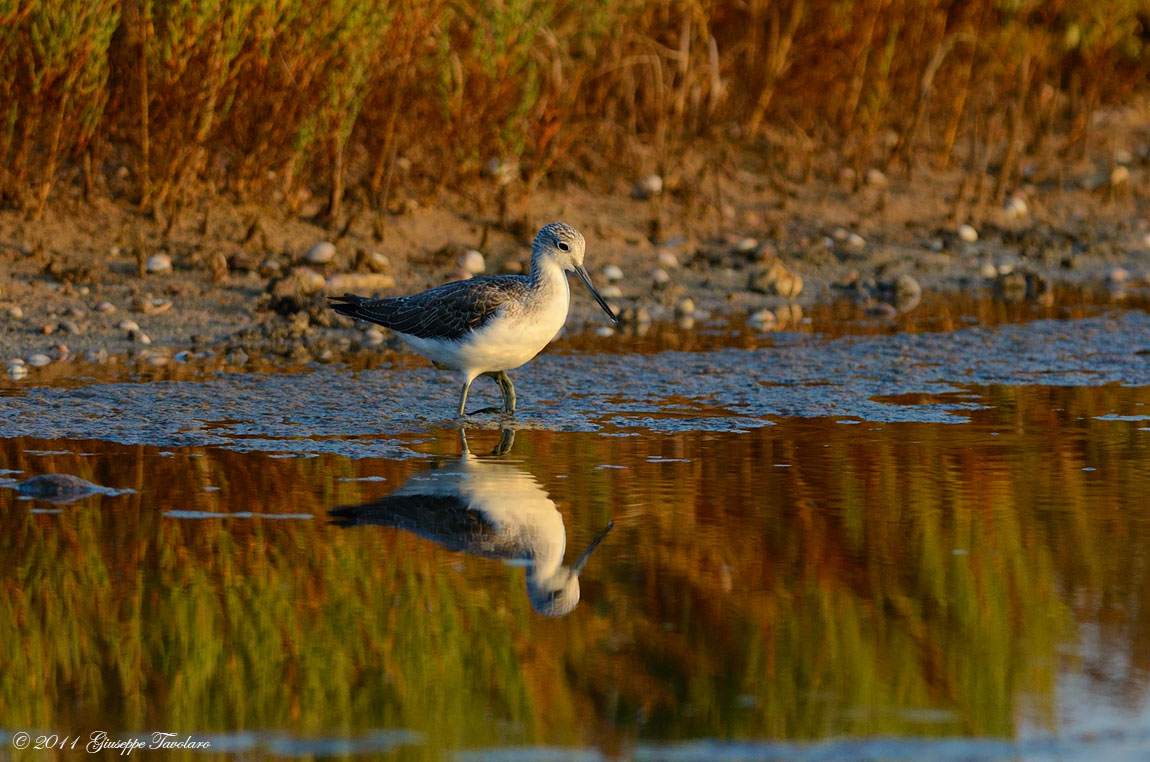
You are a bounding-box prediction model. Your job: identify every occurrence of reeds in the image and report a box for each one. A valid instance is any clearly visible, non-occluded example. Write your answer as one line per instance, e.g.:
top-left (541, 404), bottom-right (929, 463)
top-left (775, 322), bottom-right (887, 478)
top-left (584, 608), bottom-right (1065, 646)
top-left (0, 0), bottom-right (1146, 220)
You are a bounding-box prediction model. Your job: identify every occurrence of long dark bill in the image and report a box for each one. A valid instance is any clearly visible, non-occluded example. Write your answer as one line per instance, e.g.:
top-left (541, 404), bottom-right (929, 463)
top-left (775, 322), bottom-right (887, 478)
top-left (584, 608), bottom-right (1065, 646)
top-left (574, 265), bottom-right (619, 325)
top-left (571, 521), bottom-right (615, 575)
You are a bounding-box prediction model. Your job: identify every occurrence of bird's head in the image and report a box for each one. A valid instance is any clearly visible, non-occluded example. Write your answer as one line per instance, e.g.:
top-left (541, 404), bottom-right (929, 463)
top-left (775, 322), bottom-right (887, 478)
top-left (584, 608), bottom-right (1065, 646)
top-left (532, 222), bottom-right (617, 324)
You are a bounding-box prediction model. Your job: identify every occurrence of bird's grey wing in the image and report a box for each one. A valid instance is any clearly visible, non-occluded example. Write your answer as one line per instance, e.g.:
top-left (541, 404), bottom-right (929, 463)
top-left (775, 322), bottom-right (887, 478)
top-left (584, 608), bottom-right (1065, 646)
top-left (329, 495), bottom-right (502, 554)
top-left (329, 277), bottom-right (529, 340)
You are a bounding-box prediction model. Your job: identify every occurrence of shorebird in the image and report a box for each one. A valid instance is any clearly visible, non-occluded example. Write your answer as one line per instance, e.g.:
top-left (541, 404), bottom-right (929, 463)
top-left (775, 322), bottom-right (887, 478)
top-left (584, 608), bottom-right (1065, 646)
top-left (329, 429), bottom-right (614, 617)
top-left (329, 222), bottom-right (617, 416)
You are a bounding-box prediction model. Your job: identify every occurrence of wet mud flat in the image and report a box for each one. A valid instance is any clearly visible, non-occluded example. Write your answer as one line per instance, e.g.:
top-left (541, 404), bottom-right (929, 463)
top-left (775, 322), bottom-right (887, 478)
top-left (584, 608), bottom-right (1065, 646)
top-left (1, 295), bottom-right (1149, 760)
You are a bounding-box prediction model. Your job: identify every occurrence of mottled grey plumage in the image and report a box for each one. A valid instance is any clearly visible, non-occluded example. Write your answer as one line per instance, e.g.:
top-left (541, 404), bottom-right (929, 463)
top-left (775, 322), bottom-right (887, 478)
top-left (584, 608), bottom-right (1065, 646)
top-left (329, 276), bottom-right (532, 341)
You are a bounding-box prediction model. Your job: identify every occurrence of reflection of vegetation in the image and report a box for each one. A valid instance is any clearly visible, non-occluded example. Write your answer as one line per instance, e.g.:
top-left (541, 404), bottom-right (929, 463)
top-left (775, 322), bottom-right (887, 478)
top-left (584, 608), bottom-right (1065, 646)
top-left (1, 383), bottom-right (1148, 754)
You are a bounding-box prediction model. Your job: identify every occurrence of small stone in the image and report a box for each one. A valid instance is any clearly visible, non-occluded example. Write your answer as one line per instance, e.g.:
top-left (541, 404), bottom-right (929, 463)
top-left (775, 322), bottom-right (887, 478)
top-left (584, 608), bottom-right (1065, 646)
top-left (94, 301), bottom-right (116, 314)
top-left (651, 267), bottom-right (671, 286)
top-left (209, 251), bottom-right (229, 282)
top-left (259, 258), bottom-right (283, 277)
top-left (63, 306), bottom-right (84, 318)
top-left (733, 238), bottom-right (758, 254)
top-left (6, 358), bottom-right (25, 368)
top-left (458, 249), bottom-right (485, 274)
top-left (145, 253), bottom-right (172, 273)
top-left (599, 284), bottom-right (624, 299)
top-left (40, 324), bottom-right (55, 335)
top-left (675, 297), bottom-right (696, 317)
top-left (1003, 195), bottom-right (1029, 220)
top-left (305, 241), bottom-right (336, 265)
top-left (360, 251), bottom-right (390, 272)
top-left (1115, 148), bottom-right (1134, 165)
top-left (635, 307), bottom-right (652, 324)
top-left (226, 348), bottom-right (249, 365)
top-left (128, 329), bottom-right (152, 344)
top-left (85, 348), bottom-right (109, 364)
top-left (7, 364), bottom-right (27, 380)
top-left (1107, 267), bottom-right (1130, 285)
top-left (603, 264), bottom-right (624, 282)
top-left (748, 262), bottom-right (786, 293)
top-left (979, 261), bottom-right (998, 280)
top-left (893, 274), bottom-right (922, 309)
top-left (58, 320), bottom-right (81, 335)
top-left (831, 227), bottom-right (850, 242)
top-left (865, 168), bottom-right (887, 188)
top-left (27, 353), bottom-right (51, 367)
top-left (994, 271), bottom-right (1028, 303)
top-left (749, 309), bottom-right (776, 328)
top-left (133, 296), bottom-right (172, 314)
top-left (269, 267), bottom-right (326, 299)
top-left (957, 224), bottom-right (979, 243)
top-left (676, 315), bottom-right (695, 330)
top-left (363, 328), bottom-right (385, 346)
top-left (596, 326), bottom-right (616, 338)
top-left (632, 174), bottom-right (663, 199)
top-left (774, 271), bottom-right (803, 299)
top-left (118, 319), bottom-right (140, 332)
top-left (1110, 166), bottom-right (1130, 187)
top-left (6, 306), bottom-right (23, 319)
top-left (845, 233), bottom-right (866, 252)
top-left (656, 249), bottom-right (679, 269)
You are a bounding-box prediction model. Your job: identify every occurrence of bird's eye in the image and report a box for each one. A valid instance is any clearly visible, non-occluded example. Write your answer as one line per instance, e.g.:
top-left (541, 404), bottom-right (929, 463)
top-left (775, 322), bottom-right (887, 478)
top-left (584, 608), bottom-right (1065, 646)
top-left (557, 241), bottom-right (570, 252)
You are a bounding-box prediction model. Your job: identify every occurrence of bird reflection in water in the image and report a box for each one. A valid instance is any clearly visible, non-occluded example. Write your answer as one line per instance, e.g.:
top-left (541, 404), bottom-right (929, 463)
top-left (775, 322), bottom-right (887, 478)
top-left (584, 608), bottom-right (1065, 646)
top-left (329, 429), bottom-right (614, 617)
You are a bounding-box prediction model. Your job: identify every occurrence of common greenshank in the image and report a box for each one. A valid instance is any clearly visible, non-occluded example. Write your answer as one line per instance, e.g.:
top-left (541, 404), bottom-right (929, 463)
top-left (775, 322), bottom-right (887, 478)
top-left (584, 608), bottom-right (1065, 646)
top-left (330, 222), bottom-right (617, 416)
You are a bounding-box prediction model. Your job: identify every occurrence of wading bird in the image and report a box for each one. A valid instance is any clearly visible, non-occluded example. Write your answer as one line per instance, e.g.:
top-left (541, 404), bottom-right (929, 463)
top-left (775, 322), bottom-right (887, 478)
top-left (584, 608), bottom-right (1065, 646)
top-left (329, 222), bottom-right (617, 416)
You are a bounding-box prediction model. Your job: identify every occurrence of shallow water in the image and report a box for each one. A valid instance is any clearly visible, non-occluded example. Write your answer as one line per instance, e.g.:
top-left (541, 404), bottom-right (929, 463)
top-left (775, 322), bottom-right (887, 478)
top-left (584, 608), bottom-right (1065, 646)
top-left (1, 293), bottom-right (1149, 760)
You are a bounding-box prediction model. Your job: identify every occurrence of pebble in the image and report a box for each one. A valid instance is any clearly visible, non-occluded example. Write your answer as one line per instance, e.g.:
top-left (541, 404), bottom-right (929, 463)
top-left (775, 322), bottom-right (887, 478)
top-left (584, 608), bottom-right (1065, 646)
top-left (676, 316), bottom-right (695, 330)
top-left (7, 364), bottom-right (27, 380)
top-left (269, 267), bottom-right (326, 298)
top-left (651, 267), bottom-right (671, 286)
top-left (957, 224), bottom-right (979, 243)
top-left (458, 249), bottom-right (485, 275)
top-left (95, 301), bottom-right (116, 314)
top-left (58, 320), bottom-right (82, 335)
top-left (1003, 195), bottom-right (1029, 220)
top-left (865, 168), bottom-right (887, 188)
top-left (305, 241), bottom-right (337, 265)
top-left (226, 348), bottom-right (249, 366)
top-left (1115, 148), bottom-right (1134, 165)
top-left (845, 233), bottom-right (866, 252)
top-left (733, 238), bottom-right (758, 254)
top-left (146, 354), bottom-right (170, 366)
top-left (774, 271), bottom-right (803, 298)
top-left (599, 284), bottom-right (624, 299)
top-left (1107, 267), bottom-right (1130, 285)
top-left (632, 174), bottom-right (663, 199)
top-left (866, 302), bottom-right (898, 319)
top-left (363, 328), bottom-right (385, 346)
top-left (85, 348), bottom-right (109, 364)
top-left (145, 252), bottom-right (172, 273)
top-left (893, 274), bottom-right (922, 308)
top-left (41, 324), bottom-right (54, 335)
top-left (674, 297), bottom-right (696, 317)
top-left (1110, 166), bottom-right (1130, 187)
top-left (128, 329), bottom-right (152, 344)
top-left (6, 358), bottom-right (24, 368)
top-left (360, 251), bottom-right (390, 272)
top-left (118, 319), bottom-right (140, 332)
top-left (979, 261), bottom-right (998, 280)
top-left (603, 264), bottom-right (624, 282)
top-left (259, 258), bottom-right (283, 277)
top-left (27, 353), bottom-right (51, 367)
top-left (749, 309), bottom-right (776, 328)
top-left (596, 326), bottom-right (616, 337)
top-left (6, 306), bottom-right (23, 319)
top-left (656, 249), bottom-right (679, 269)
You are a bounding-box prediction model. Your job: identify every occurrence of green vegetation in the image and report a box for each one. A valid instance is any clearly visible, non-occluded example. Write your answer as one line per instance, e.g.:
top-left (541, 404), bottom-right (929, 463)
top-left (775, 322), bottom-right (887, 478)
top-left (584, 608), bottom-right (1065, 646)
top-left (1, 383), bottom-right (1148, 755)
top-left (0, 0), bottom-right (1146, 220)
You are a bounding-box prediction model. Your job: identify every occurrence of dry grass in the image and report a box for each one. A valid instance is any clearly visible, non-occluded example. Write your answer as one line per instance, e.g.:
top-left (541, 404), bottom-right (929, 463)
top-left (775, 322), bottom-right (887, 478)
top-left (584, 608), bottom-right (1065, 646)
top-left (1, 0), bottom-right (1147, 224)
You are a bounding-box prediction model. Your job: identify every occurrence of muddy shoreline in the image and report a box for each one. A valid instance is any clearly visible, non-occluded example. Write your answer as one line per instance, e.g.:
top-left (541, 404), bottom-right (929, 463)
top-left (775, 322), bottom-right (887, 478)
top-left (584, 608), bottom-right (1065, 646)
top-left (2, 153), bottom-right (1148, 378)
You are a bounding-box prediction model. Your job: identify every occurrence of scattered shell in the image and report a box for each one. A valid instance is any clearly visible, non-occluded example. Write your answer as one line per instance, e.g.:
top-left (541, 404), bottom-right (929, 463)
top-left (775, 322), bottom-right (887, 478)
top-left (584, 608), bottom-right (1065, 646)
top-left (7, 364), bottom-right (27, 380)
top-left (459, 249), bottom-right (485, 275)
top-left (599, 284), bottom-right (624, 299)
top-left (128, 329), bottom-right (152, 344)
top-left (6, 306), bottom-right (23, 319)
top-left (58, 320), bottom-right (82, 335)
top-left (360, 251), bottom-right (390, 273)
top-left (362, 328), bottom-right (385, 346)
top-left (305, 241), bottom-right (337, 265)
top-left (656, 249), bottom-right (679, 269)
top-left (632, 174), bottom-right (663, 199)
top-left (596, 326), bottom-right (616, 338)
top-left (675, 297), bottom-right (696, 317)
top-left (845, 233), bottom-right (867, 252)
top-left (145, 252), bottom-right (172, 273)
top-left (603, 264), bottom-right (624, 282)
top-left (651, 267), bottom-right (671, 286)
top-left (957, 224), bottom-right (979, 243)
top-left (95, 301), bottom-right (116, 314)
top-left (27, 353), bottom-right (51, 367)
top-left (118, 319), bottom-right (140, 332)
top-left (733, 238), bottom-right (759, 255)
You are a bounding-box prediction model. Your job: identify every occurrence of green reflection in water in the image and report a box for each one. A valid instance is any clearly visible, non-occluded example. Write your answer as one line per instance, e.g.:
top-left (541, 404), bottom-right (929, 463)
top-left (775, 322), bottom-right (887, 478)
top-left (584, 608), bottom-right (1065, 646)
top-left (0, 383), bottom-right (1148, 757)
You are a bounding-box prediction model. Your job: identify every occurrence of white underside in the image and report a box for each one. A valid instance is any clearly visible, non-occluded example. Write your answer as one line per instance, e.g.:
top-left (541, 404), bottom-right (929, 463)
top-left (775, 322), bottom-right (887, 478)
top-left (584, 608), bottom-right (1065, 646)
top-left (395, 263), bottom-right (571, 382)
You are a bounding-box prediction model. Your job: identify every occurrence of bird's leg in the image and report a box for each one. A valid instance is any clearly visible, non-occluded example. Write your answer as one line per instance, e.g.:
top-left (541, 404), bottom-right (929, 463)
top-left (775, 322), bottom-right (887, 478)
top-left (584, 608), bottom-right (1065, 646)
top-left (493, 370), bottom-right (516, 413)
top-left (457, 377), bottom-right (475, 417)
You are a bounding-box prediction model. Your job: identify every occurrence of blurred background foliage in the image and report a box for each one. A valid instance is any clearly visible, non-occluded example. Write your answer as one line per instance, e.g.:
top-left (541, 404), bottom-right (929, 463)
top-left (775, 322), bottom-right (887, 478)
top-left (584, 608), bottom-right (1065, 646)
top-left (0, 0), bottom-right (1147, 219)
top-left (0, 382), bottom-right (1148, 755)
